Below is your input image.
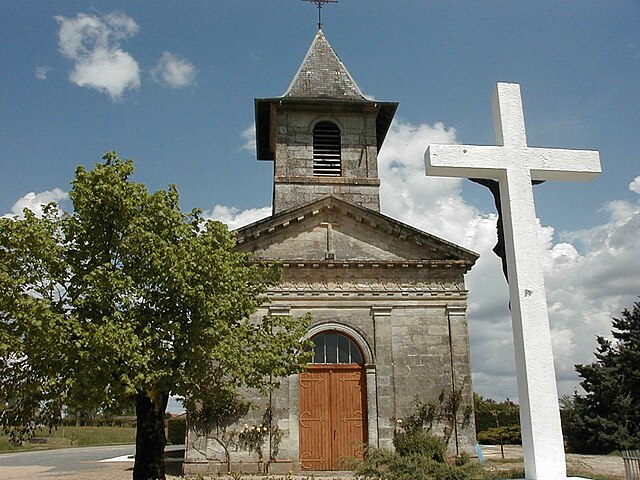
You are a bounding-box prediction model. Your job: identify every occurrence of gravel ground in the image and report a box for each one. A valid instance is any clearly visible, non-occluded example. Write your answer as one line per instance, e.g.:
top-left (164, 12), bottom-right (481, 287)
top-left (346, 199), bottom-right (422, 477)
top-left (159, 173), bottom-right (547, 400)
top-left (481, 444), bottom-right (626, 478)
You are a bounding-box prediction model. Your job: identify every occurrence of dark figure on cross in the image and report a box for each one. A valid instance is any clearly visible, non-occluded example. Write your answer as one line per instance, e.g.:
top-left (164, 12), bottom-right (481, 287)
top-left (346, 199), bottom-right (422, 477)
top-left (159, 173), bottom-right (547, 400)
top-left (470, 178), bottom-right (544, 283)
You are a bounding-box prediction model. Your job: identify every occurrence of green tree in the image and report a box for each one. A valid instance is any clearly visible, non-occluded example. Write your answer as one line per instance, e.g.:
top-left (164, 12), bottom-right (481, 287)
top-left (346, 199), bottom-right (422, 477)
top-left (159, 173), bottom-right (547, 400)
top-left (0, 152), bottom-right (311, 479)
top-left (563, 300), bottom-right (640, 454)
top-left (473, 393), bottom-right (520, 434)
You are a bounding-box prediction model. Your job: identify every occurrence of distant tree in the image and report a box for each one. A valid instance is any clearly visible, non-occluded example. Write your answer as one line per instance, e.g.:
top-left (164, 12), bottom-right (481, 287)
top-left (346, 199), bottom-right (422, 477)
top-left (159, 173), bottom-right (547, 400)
top-left (563, 300), bottom-right (640, 454)
top-left (473, 393), bottom-right (520, 434)
top-left (0, 152), bottom-right (311, 480)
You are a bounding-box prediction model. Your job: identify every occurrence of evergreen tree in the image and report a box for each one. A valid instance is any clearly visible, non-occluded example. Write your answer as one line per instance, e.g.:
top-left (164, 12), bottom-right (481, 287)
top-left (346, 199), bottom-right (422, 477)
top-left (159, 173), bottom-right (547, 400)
top-left (564, 300), bottom-right (640, 453)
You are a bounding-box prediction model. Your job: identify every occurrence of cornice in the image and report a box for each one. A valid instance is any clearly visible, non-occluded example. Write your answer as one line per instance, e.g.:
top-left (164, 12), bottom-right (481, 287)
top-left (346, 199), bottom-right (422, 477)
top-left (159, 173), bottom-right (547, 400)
top-left (266, 289), bottom-right (468, 299)
top-left (248, 259), bottom-right (471, 270)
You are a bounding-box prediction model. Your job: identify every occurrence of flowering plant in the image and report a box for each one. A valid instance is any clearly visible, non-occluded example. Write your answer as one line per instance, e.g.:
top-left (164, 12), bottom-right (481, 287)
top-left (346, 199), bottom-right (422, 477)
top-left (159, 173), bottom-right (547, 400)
top-left (236, 406), bottom-right (282, 472)
top-left (238, 422), bottom-right (270, 457)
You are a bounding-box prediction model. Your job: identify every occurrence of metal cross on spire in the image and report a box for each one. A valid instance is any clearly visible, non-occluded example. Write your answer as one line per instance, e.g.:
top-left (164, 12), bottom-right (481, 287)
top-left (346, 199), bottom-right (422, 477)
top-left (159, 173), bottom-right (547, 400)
top-left (302, 0), bottom-right (338, 30)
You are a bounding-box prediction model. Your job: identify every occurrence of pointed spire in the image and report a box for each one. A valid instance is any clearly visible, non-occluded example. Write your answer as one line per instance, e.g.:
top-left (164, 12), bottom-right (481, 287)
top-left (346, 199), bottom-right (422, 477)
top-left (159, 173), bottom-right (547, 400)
top-left (284, 30), bottom-right (366, 100)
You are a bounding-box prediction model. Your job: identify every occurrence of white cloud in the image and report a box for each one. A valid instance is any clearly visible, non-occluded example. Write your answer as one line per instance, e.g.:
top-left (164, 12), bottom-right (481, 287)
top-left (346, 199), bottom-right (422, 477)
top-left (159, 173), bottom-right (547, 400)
top-left (55, 10), bottom-right (141, 100)
top-left (376, 120), bottom-right (517, 399)
top-left (216, 119), bottom-right (640, 403)
top-left (543, 199), bottom-right (640, 395)
top-left (202, 205), bottom-right (271, 230)
top-left (35, 66), bottom-right (51, 80)
top-left (10, 124), bottom-right (634, 404)
top-left (240, 123), bottom-right (257, 153)
top-left (378, 120), bottom-right (492, 250)
top-left (630, 175), bottom-right (640, 194)
top-left (377, 120), bottom-right (640, 401)
top-left (3, 189), bottom-right (69, 219)
top-left (151, 52), bottom-right (197, 89)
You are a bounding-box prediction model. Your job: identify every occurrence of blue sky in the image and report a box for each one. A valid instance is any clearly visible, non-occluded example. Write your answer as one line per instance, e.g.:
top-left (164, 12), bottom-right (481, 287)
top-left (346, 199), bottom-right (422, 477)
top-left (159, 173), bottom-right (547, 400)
top-left (1, 1), bottom-right (639, 403)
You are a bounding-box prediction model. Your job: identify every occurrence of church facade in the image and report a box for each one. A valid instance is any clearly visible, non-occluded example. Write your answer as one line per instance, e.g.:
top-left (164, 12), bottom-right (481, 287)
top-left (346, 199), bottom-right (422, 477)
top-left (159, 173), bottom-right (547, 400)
top-left (184, 30), bottom-right (478, 474)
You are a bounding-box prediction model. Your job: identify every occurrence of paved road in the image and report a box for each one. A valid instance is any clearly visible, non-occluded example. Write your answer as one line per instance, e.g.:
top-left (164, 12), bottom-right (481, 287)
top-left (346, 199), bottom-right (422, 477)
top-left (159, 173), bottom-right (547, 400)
top-left (0, 444), bottom-right (184, 479)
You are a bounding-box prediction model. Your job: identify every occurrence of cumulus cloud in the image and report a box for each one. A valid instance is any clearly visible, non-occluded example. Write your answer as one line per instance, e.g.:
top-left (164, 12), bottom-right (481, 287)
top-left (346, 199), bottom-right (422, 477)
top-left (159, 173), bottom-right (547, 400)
top-left (215, 118), bottom-right (640, 402)
top-left (2, 189), bottom-right (69, 219)
top-left (377, 120), bottom-right (516, 398)
top-left (379, 121), bottom-right (640, 400)
top-left (630, 175), bottom-right (640, 194)
top-left (378, 120), bottom-right (495, 249)
top-left (55, 10), bottom-right (141, 100)
top-left (151, 52), bottom-right (197, 89)
top-left (543, 198), bottom-right (640, 395)
top-left (202, 205), bottom-right (271, 230)
top-left (240, 123), bottom-right (257, 153)
top-left (35, 66), bottom-right (51, 80)
top-left (9, 126), bottom-right (633, 403)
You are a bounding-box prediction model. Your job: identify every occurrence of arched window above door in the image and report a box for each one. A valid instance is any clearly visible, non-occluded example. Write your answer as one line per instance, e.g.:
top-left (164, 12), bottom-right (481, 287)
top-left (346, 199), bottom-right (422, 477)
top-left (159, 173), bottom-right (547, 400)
top-left (313, 121), bottom-right (341, 176)
top-left (309, 331), bottom-right (363, 364)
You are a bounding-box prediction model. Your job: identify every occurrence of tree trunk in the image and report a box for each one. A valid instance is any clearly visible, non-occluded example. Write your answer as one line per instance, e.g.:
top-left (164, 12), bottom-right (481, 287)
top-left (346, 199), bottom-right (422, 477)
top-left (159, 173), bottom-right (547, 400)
top-left (133, 390), bottom-right (169, 480)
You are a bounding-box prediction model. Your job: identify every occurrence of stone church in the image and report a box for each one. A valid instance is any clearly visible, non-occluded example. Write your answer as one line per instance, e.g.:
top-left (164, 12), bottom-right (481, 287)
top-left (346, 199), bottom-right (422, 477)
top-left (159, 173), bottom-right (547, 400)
top-left (185, 30), bottom-right (478, 474)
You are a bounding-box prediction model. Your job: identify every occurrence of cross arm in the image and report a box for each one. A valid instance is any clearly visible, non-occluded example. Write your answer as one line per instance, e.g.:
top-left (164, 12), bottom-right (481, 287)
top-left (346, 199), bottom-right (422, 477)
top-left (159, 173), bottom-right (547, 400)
top-left (425, 144), bottom-right (509, 180)
top-left (526, 147), bottom-right (601, 182)
top-left (425, 144), bottom-right (601, 182)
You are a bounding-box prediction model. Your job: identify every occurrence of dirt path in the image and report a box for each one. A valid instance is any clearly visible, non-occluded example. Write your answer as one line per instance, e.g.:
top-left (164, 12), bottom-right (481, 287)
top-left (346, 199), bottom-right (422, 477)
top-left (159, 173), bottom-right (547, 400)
top-left (481, 444), bottom-right (626, 478)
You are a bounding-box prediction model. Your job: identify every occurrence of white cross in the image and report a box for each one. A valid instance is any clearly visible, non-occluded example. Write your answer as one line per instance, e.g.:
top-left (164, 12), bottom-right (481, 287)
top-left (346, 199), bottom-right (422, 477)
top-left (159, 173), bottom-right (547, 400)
top-left (425, 83), bottom-right (601, 480)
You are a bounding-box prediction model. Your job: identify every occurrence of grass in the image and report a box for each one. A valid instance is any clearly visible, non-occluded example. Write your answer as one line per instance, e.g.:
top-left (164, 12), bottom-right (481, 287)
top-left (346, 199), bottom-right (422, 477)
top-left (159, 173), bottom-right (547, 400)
top-left (0, 425), bottom-right (136, 453)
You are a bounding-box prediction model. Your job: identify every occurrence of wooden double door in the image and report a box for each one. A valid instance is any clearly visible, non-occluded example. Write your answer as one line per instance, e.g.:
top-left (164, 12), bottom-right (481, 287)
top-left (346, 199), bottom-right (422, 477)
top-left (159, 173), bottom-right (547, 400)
top-left (298, 364), bottom-right (367, 470)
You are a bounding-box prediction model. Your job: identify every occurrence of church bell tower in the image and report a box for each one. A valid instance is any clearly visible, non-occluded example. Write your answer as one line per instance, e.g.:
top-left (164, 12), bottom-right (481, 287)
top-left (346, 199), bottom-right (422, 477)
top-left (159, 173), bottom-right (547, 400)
top-left (254, 30), bottom-right (398, 214)
top-left (185, 25), bottom-right (479, 476)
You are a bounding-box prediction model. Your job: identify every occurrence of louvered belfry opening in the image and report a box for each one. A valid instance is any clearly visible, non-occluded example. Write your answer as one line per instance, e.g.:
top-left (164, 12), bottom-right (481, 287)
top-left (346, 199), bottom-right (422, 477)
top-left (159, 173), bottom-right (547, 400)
top-left (313, 121), bottom-right (342, 176)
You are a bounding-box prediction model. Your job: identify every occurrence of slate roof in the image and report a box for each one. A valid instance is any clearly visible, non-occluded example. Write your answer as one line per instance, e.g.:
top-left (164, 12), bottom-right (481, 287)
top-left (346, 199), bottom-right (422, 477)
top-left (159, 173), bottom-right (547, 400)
top-left (255, 30), bottom-right (398, 161)
top-left (283, 29), bottom-right (366, 100)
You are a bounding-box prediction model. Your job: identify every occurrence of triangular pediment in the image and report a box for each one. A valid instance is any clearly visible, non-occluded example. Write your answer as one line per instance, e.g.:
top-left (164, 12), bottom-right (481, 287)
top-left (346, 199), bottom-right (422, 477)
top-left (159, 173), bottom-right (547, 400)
top-left (235, 197), bottom-right (478, 269)
top-left (283, 29), bottom-right (366, 100)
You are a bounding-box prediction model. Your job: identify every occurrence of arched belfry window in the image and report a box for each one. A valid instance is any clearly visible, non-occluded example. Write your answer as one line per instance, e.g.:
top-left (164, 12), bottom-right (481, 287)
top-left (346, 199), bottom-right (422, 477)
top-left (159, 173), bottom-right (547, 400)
top-left (313, 121), bottom-right (342, 176)
top-left (309, 331), bottom-right (363, 364)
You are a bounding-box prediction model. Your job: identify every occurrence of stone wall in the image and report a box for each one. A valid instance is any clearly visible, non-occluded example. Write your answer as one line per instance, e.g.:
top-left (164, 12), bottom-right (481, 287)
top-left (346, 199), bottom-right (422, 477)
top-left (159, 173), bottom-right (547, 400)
top-left (184, 265), bottom-right (476, 474)
top-left (272, 105), bottom-right (382, 213)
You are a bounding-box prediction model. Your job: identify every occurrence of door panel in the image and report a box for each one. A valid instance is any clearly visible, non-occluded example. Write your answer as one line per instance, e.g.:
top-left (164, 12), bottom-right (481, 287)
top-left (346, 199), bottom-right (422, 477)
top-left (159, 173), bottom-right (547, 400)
top-left (299, 365), bottom-right (366, 470)
top-left (331, 369), bottom-right (366, 468)
top-left (299, 370), bottom-right (330, 470)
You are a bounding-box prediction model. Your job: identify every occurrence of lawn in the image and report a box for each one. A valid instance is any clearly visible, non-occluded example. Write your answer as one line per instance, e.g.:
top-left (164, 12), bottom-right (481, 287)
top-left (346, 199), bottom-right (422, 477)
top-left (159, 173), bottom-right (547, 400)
top-left (0, 426), bottom-right (136, 453)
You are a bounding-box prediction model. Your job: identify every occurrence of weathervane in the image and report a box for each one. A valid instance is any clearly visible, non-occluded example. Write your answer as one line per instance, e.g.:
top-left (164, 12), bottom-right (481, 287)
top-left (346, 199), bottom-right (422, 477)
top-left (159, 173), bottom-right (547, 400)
top-left (302, 0), bottom-right (338, 30)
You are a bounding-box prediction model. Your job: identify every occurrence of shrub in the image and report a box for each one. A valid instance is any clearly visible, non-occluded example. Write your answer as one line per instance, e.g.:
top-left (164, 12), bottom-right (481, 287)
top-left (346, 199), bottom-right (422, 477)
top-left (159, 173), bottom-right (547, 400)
top-left (473, 393), bottom-right (520, 434)
top-left (384, 453), bottom-right (442, 480)
top-left (356, 406), bottom-right (481, 479)
top-left (356, 447), bottom-right (484, 480)
top-left (393, 430), bottom-right (445, 462)
top-left (167, 417), bottom-right (186, 445)
top-left (355, 393), bottom-right (485, 479)
top-left (482, 466), bottom-right (526, 479)
top-left (60, 415), bottom-right (136, 427)
top-left (476, 425), bottom-right (521, 445)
